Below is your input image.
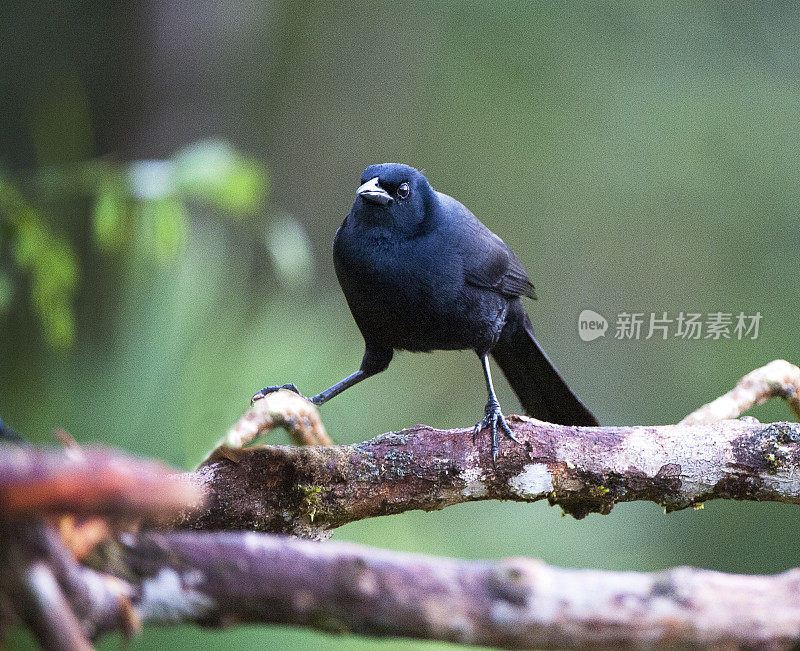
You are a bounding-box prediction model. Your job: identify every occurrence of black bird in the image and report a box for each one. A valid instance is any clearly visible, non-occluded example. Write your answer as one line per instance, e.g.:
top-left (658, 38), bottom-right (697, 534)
top-left (253, 163), bottom-right (597, 459)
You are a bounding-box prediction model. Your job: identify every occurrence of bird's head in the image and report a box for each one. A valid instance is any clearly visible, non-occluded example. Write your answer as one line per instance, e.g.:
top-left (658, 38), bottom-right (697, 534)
top-left (351, 163), bottom-right (436, 234)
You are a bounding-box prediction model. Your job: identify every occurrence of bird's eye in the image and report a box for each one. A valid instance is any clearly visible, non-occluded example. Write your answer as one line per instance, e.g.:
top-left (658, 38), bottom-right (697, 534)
top-left (397, 182), bottom-right (410, 199)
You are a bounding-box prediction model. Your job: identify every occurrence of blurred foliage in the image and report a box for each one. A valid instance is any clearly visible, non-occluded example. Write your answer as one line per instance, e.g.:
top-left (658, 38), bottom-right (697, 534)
top-left (174, 140), bottom-right (268, 214)
top-left (0, 140), bottom-right (273, 346)
top-left (2, 1), bottom-right (800, 649)
top-left (0, 177), bottom-right (78, 347)
top-left (266, 214), bottom-right (314, 290)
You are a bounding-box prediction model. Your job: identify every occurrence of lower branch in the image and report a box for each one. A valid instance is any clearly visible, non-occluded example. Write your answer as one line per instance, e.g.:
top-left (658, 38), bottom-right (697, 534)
top-left (0, 520), bottom-right (136, 650)
top-left (114, 530), bottom-right (800, 649)
top-left (19, 563), bottom-right (92, 651)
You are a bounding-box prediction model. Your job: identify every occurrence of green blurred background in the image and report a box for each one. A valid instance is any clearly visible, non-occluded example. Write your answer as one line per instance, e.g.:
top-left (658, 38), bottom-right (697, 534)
top-left (2, 2), bottom-right (799, 648)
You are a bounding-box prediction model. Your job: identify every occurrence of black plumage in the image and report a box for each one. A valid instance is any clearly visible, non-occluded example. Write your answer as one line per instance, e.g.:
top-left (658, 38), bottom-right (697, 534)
top-left (254, 163), bottom-right (597, 459)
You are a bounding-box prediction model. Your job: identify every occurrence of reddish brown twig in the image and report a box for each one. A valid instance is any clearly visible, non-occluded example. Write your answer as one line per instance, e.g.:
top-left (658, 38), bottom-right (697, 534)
top-left (0, 445), bottom-right (203, 519)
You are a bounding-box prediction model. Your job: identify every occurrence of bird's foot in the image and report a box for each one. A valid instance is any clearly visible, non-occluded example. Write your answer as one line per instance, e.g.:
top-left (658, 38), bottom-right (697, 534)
top-left (472, 400), bottom-right (521, 463)
top-left (251, 383), bottom-right (306, 406)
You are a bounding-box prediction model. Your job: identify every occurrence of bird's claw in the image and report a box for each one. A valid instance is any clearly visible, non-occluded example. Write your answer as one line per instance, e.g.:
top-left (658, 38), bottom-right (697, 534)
top-left (472, 401), bottom-right (520, 463)
top-left (251, 383), bottom-right (304, 406)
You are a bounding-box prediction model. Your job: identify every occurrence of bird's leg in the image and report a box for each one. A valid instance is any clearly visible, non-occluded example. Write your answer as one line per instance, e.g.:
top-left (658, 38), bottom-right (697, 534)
top-left (251, 373), bottom-right (364, 406)
top-left (252, 347), bottom-right (392, 407)
top-left (472, 353), bottom-right (521, 462)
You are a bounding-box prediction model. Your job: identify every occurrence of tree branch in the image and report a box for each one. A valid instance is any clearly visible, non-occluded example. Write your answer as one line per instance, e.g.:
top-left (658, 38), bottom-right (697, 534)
top-left (18, 562), bottom-right (93, 651)
top-left (0, 445), bottom-right (202, 519)
top-left (106, 530), bottom-right (800, 649)
top-left (183, 403), bottom-right (800, 536)
top-left (0, 446), bottom-right (197, 646)
top-left (681, 359), bottom-right (800, 424)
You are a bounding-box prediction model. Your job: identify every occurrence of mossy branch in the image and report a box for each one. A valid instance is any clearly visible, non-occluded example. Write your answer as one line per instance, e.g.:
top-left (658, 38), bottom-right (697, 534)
top-left (181, 361), bottom-right (800, 537)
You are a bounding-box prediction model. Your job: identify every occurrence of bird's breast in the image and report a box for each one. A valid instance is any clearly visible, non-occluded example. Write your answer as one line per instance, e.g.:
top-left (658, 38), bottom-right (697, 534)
top-left (335, 226), bottom-right (441, 308)
top-left (333, 222), bottom-right (505, 352)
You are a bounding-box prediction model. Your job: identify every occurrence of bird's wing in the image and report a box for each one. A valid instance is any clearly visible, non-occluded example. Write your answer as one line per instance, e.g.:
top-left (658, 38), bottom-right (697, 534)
top-left (464, 233), bottom-right (537, 299)
top-left (439, 192), bottom-right (536, 300)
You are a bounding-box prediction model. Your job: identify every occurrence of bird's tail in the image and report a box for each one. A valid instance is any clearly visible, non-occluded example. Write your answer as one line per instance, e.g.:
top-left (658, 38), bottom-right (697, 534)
top-left (491, 307), bottom-right (598, 426)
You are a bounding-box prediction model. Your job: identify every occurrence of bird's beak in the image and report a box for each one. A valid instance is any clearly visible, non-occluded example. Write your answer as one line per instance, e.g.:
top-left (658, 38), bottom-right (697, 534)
top-left (356, 177), bottom-right (393, 206)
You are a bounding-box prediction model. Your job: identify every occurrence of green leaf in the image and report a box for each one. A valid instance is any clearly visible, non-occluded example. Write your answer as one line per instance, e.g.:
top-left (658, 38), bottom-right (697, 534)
top-left (92, 181), bottom-right (128, 251)
top-left (138, 198), bottom-right (186, 260)
top-left (0, 178), bottom-right (78, 348)
top-left (34, 287), bottom-right (75, 349)
top-left (173, 139), bottom-right (268, 215)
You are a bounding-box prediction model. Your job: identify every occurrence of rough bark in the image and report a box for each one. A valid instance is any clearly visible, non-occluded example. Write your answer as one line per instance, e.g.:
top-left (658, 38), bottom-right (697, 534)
top-left (13, 518), bottom-right (800, 649)
top-left (183, 411), bottom-right (800, 537)
top-left (111, 530), bottom-right (800, 649)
